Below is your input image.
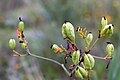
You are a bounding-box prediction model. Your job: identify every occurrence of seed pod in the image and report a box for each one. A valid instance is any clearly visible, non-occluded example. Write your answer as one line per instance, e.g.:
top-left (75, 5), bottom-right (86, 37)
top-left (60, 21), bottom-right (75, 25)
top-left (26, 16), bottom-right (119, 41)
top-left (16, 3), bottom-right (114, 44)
top-left (102, 24), bottom-right (114, 37)
top-left (62, 22), bottom-right (75, 44)
top-left (101, 16), bottom-right (107, 29)
top-left (18, 17), bottom-right (24, 32)
top-left (83, 54), bottom-right (95, 70)
top-left (75, 67), bottom-right (88, 79)
top-left (22, 43), bottom-right (27, 50)
top-left (72, 50), bottom-right (80, 65)
top-left (106, 24), bottom-right (114, 37)
top-left (87, 54), bottom-right (95, 69)
top-left (106, 42), bottom-right (114, 57)
top-left (85, 32), bottom-right (93, 46)
top-left (51, 44), bottom-right (63, 54)
top-left (9, 39), bottom-right (16, 49)
top-left (78, 67), bottom-right (88, 78)
top-left (75, 67), bottom-right (83, 79)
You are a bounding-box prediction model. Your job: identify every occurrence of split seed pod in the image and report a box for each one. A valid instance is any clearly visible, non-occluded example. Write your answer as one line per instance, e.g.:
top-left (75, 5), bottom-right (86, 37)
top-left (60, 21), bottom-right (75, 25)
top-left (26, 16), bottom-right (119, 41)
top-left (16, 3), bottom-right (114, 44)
top-left (102, 24), bottom-right (114, 37)
top-left (51, 44), bottom-right (63, 54)
top-left (83, 54), bottom-right (95, 70)
top-left (75, 66), bottom-right (88, 79)
top-left (72, 50), bottom-right (80, 65)
top-left (9, 39), bottom-right (16, 49)
top-left (62, 22), bottom-right (75, 44)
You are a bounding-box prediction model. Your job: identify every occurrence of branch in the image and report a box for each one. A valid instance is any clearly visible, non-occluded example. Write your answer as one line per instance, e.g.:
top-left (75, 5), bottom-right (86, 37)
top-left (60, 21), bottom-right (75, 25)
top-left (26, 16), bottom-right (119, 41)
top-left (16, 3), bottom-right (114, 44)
top-left (13, 49), bottom-right (71, 76)
top-left (29, 53), bottom-right (71, 76)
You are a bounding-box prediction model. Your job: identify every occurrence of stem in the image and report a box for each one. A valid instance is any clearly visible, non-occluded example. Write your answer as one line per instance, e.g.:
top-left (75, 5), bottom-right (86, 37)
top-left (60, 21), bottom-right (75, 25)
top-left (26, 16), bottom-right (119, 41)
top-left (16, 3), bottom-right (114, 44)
top-left (13, 50), bottom-right (27, 56)
top-left (89, 38), bottom-right (99, 50)
top-left (30, 54), bottom-right (61, 65)
top-left (29, 53), bottom-right (71, 76)
top-left (61, 45), bottom-right (69, 54)
top-left (91, 55), bottom-right (105, 60)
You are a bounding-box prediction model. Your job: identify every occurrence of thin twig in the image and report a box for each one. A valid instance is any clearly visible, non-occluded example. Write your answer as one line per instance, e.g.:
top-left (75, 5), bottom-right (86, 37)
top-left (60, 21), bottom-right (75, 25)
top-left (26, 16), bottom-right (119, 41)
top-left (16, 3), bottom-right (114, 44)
top-left (29, 53), bottom-right (71, 76)
top-left (13, 49), bottom-right (71, 76)
top-left (91, 54), bottom-right (105, 60)
top-left (89, 38), bottom-right (99, 51)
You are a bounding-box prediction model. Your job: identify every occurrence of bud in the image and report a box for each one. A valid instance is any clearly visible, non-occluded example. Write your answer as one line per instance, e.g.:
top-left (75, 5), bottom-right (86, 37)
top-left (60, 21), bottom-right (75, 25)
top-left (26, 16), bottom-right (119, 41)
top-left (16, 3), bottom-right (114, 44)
top-left (101, 16), bottom-right (107, 29)
top-left (51, 44), bottom-right (63, 54)
top-left (106, 42), bottom-right (114, 58)
top-left (102, 24), bottom-right (114, 37)
top-left (75, 67), bottom-right (88, 79)
top-left (72, 50), bottom-right (80, 65)
top-left (83, 54), bottom-right (95, 70)
top-left (85, 32), bottom-right (93, 46)
top-left (62, 22), bottom-right (75, 44)
top-left (18, 17), bottom-right (24, 32)
top-left (22, 43), bottom-right (27, 50)
top-left (9, 39), bottom-right (16, 49)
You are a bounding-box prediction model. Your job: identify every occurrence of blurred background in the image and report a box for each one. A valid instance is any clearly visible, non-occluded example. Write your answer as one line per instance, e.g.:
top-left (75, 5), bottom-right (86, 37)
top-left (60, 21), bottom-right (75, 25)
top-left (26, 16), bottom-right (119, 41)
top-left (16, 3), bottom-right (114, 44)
top-left (0, 0), bottom-right (120, 80)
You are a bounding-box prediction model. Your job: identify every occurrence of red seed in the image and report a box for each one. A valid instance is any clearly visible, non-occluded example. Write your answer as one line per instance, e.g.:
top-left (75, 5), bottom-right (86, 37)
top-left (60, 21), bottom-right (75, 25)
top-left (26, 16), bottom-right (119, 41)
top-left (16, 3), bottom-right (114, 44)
top-left (17, 28), bottom-right (21, 38)
top-left (55, 48), bottom-right (61, 54)
top-left (69, 44), bottom-right (75, 51)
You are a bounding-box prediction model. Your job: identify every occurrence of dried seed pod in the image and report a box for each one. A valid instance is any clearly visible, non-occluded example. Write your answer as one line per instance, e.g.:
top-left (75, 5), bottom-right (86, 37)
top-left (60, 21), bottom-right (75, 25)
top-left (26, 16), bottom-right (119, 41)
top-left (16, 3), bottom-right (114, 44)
top-left (51, 44), bottom-right (63, 54)
top-left (83, 54), bottom-right (95, 70)
top-left (9, 39), bottom-right (16, 49)
top-left (76, 27), bottom-right (87, 39)
top-left (62, 22), bottom-right (75, 44)
top-left (85, 32), bottom-right (93, 46)
top-left (72, 50), bottom-right (80, 65)
top-left (106, 42), bottom-right (114, 58)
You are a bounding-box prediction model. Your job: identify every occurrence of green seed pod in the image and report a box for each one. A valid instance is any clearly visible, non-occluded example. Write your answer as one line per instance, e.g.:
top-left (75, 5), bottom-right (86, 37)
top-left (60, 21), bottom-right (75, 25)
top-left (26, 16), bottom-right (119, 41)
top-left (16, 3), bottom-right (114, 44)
top-left (101, 16), bottom-right (107, 29)
top-left (18, 17), bottom-right (24, 32)
top-left (106, 24), bottom-right (114, 37)
top-left (22, 43), bottom-right (27, 50)
top-left (102, 24), bottom-right (114, 37)
top-left (106, 42), bottom-right (114, 57)
top-left (62, 22), bottom-right (75, 44)
top-left (85, 32), bottom-right (93, 46)
top-left (87, 54), bottom-right (95, 69)
top-left (18, 21), bottom-right (24, 32)
top-left (9, 39), bottom-right (16, 49)
top-left (51, 44), bottom-right (63, 54)
top-left (83, 54), bottom-right (95, 70)
top-left (78, 67), bottom-right (88, 78)
top-left (75, 67), bottom-right (88, 79)
top-left (72, 50), bottom-right (80, 65)
top-left (75, 67), bottom-right (83, 79)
